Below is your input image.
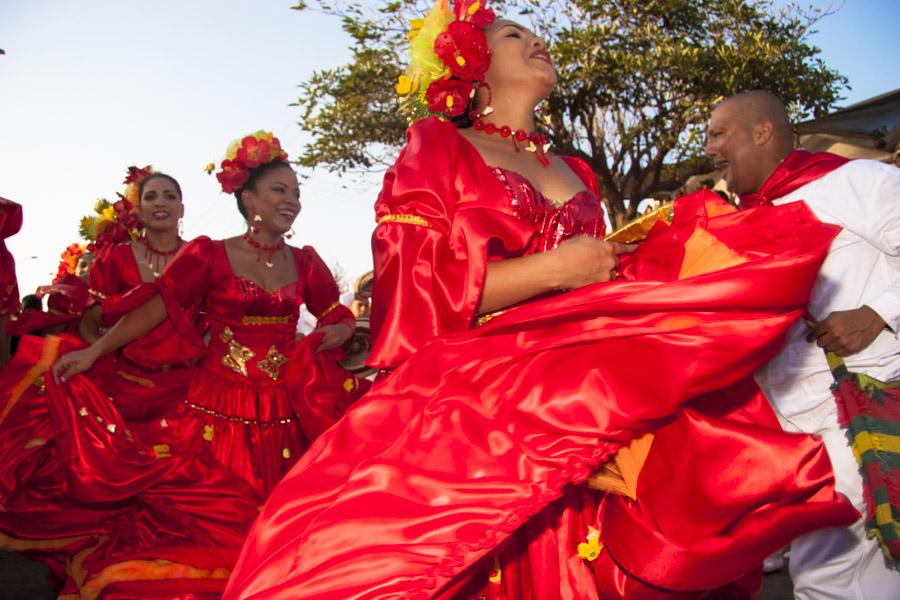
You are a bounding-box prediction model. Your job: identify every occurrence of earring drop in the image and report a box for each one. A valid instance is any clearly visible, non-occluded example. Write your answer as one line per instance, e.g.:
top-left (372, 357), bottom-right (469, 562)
top-left (251, 214), bottom-right (262, 234)
top-left (285, 227), bottom-right (295, 240)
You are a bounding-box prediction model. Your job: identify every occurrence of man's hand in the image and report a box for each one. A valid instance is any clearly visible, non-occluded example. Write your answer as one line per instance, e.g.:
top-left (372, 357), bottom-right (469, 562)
top-left (806, 305), bottom-right (886, 356)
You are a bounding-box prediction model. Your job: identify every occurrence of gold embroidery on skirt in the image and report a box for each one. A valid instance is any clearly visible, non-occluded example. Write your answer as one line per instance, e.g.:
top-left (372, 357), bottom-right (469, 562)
top-left (258, 345), bottom-right (288, 381)
top-left (219, 326), bottom-right (255, 377)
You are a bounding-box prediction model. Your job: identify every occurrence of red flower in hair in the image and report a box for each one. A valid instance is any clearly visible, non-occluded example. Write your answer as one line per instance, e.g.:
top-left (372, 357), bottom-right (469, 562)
top-left (452, 0), bottom-right (495, 26)
top-left (123, 165), bottom-right (153, 186)
top-left (216, 159), bottom-right (251, 194)
top-left (236, 136), bottom-right (272, 169)
top-left (425, 77), bottom-right (474, 118)
top-left (468, 5), bottom-right (495, 27)
top-left (434, 21), bottom-right (491, 81)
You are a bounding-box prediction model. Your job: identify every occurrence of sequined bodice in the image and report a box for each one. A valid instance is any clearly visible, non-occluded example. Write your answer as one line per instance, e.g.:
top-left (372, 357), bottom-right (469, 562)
top-left (491, 167), bottom-right (605, 254)
top-left (202, 244), bottom-right (303, 384)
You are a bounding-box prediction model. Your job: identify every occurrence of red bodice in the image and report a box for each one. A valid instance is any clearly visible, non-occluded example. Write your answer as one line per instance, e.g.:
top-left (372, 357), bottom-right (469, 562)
top-left (489, 166), bottom-right (605, 255)
top-left (154, 237), bottom-right (353, 385)
top-left (369, 117), bottom-right (606, 369)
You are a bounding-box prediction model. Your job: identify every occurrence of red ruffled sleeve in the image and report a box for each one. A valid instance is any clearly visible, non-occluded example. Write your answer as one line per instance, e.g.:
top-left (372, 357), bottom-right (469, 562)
top-left (151, 236), bottom-right (214, 346)
top-left (87, 243), bottom-right (130, 318)
top-left (368, 118), bottom-right (535, 369)
top-left (296, 246), bottom-right (354, 329)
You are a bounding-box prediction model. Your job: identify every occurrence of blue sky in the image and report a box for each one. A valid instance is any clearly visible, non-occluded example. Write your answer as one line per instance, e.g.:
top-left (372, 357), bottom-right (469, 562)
top-left (1, 0), bottom-right (898, 297)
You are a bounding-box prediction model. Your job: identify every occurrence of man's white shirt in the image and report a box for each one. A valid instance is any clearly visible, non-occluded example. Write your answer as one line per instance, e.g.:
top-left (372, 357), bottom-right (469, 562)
top-left (755, 159), bottom-right (900, 418)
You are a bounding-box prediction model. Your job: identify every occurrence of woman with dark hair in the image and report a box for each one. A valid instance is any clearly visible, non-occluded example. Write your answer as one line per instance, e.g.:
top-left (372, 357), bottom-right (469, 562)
top-left (223, 3), bottom-right (856, 599)
top-left (0, 167), bottom-right (261, 598)
top-left (72, 167), bottom-right (196, 445)
top-left (54, 132), bottom-right (362, 496)
top-left (80, 169), bottom-right (185, 344)
top-left (0, 141), bottom-right (361, 597)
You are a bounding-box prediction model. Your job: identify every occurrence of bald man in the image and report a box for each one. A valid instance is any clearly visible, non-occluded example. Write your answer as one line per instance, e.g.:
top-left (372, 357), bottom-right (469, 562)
top-left (707, 91), bottom-right (900, 599)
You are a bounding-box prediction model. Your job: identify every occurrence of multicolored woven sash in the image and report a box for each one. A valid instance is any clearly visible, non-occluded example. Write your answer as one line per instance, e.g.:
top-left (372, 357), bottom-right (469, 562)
top-left (827, 351), bottom-right (900, 563)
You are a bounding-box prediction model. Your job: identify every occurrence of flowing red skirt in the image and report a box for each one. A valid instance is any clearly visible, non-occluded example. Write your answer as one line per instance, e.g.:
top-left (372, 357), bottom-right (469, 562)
top-left (224, 197), bottom-right (858, 599)
top-left (0, 329), bottom-right (363, 597)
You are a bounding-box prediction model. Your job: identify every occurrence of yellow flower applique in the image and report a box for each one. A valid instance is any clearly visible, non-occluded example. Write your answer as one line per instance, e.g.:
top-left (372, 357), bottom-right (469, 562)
top-left (577, 526), bottom-right (603, 562)
top-left (202, 424), bottom-right (214, 442)
top-left (153, 444), bottom-right (172, 459)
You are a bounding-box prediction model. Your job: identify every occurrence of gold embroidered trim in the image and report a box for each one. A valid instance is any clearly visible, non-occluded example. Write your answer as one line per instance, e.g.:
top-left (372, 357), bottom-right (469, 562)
top-left (316, 301), bottom-right (343, 320)
top-left (219, 326), bottom-right (255, 377)
top-left (258, 346), bottom-right (288, 381)
top-left (88, 288), bottom-right (109, 300)
top-left (183, 399), bottom-right (295, 427)
top-left (242, 315), bottom-right (290, 326)
top-left (115, 370), bottom-right (156, 388)
top-left (476, 309), bottom-right (507, 327)
top-left (377, 213), bottom-right (432, 228)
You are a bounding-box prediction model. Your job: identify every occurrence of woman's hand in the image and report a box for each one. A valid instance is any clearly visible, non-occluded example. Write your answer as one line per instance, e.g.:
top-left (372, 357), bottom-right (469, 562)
top-left (53, 346), bottom-right (101, 383)
top-left (314, 322), bottom-right (353, 354)
top-left (550, 237), bottom-right (635, 290)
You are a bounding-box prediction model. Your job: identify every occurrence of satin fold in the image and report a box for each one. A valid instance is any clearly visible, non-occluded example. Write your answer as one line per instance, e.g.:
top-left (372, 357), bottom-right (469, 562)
top-left (225, 185), bottom-right (854, 599)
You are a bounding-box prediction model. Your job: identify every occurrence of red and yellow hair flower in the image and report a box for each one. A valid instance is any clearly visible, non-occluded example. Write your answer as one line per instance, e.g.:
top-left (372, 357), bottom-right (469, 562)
top-left (397, 0), bottom-right (495, 120)
top-left (78, 165), bottom-right (147, 253)
top-left (211, 131), bottom-right (289, 194)
top-left (53, 243), bottom-right (86, 283)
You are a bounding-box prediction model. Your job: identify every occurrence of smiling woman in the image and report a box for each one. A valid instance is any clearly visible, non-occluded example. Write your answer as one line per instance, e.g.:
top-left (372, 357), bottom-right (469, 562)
top-left (53, 131), bottom-right (364, 495)
top-left (222, 2), bottom-right (855, 599)
top-left (0, 132), bottom-right (369, 598)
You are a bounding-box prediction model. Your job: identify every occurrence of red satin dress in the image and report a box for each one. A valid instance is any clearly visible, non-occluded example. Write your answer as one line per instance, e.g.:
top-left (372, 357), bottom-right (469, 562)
top-left (224, 117), bottom-right (858, 600)
top-left (0, 200), bottom-right (22, 319)
top-left (0, 238), bottom-right (362, 598)
top-left (71, 241), bottom-right (201, 447)
top-left (136, 236), bottom-right (362, 495)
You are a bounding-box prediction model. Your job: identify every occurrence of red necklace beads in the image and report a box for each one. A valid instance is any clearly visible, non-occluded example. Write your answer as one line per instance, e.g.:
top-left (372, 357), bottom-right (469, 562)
top-left (140, 236), bottom-right (183, 278)
top-left (242, 232), bottom-right (286, 268)
top-left (472, 117), bottom-right (551, 166)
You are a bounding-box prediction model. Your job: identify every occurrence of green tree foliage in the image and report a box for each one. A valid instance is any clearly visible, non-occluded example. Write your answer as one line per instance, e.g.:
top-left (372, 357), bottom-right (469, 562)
top-left (292, 0), bottom-right (846, 226)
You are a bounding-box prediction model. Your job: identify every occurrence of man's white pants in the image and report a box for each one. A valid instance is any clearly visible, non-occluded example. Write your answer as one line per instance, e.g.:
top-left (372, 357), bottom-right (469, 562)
top-left (777, 399), bottom-right (900, 599)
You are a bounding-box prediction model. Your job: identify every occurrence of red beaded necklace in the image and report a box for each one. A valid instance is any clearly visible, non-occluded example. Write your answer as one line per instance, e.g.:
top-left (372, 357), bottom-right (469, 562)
top-left (140, 236), bottom-right (183, 278)
top-left (472, 117), bottom-right (551, 167)
top-left (242, 232), bottom-right (286, 269)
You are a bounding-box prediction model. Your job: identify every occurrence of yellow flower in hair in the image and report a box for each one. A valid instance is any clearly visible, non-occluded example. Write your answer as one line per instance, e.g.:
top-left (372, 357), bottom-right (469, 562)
top-left (407, 18), bottom-right (425, 41)
top-left (399, 0), bottom-right (453, 102)
top-left (204, 162), bottom-right (216, 174)
top-left (100, 204), bottom-right (117, 222)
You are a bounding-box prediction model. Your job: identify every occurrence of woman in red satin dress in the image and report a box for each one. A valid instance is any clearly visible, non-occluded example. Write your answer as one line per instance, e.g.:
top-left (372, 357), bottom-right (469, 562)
top-left (223, 5), bottom-right (858, 600)
top-left (0, 172), bottom-right (262, 599)
top-left (72, 172), bottom-right (197, 447)
top-left (54, 134), bottom-right (363, 497)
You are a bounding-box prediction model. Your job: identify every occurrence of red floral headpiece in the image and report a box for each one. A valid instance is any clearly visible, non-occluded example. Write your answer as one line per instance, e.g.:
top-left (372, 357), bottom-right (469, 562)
top-left (78, 165), bottom-right (148, 253)
top-left (396, 0), bottom-right (495, 119)
top-left (121, 165), bottom-right (155, 205)
top-left (52, 243), bottom-right (86, 284)
top-left (207, 131), bottom-right (289, 194)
